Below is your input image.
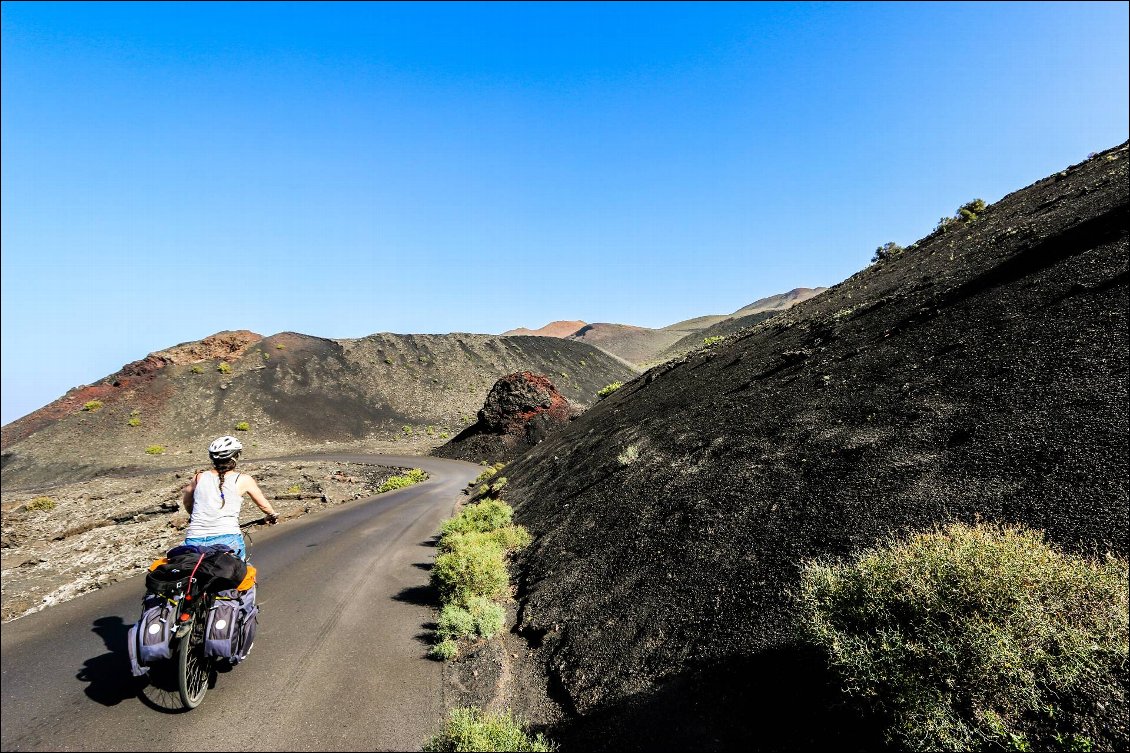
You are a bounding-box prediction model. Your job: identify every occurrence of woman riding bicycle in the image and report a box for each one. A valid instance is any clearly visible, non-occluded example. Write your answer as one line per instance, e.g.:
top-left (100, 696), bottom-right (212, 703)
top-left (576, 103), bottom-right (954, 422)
top-left (181, 436), bottom-right (278, 559)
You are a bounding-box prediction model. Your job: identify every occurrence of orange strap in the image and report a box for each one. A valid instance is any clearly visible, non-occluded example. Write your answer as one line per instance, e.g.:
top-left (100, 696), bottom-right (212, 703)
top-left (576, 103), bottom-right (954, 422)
top-left (237, 564), bottom-right (257, 591)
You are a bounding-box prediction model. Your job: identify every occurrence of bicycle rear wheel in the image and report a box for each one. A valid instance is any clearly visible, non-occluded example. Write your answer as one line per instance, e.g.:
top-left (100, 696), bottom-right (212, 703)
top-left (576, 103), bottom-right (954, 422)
top-left (176, 615), bottom-right (212, 709)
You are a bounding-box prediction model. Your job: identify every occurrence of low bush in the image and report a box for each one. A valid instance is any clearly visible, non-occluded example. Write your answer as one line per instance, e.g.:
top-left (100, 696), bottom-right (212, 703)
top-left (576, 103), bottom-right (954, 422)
top-left (27, 496), bottom-right (56, 512)
top-left (429, 638), bottom-right (458, 661)
top-left (489, 524), bottom-right (532, 552)
top-left (597, 381), bottom-right (623, 398)
top-left (377, 468), bottom-right (427, 493)
top-left (82, 400), bottom-right (103, 412)
top-left (437, 602), bottom-right (477, 640)
top-left (799, 522), bottom-right (1128, 752)
top-left (286, 484), bottom-right (301, 494)
top-left (441, 499), bottom-right (514, 536)
top-left (617, 444), bottom-right (640, 465)
top-left (424, 707), bottom-right (556, 752)
top-left (217, 362), bottom-right (231, 374)
top-left (127, 416), bottom-right (141, 427)
top-left (190, 365), bottom-right (204, 374)
top-left (432, 535), bottom-right (509, 606)
top-left (489, 477), bottom-right (508, 494)
top-left (437, 596), bottom-right (506, 641)
top-left (439, 431), bottom-right (449, 439)
top-left (871, 241), bottom-right (905, 263)
top-left (703, 336), bottom-right (725, 346)
top-left (936, 198), bottom-right (988, 233)
top-left (234, 421), bottom-right (250, 431)
top-left (145, 445), bottom-right (166, 455)
top-left (472, 467), bottom-right (498, 485)
top-left (403, 425), bottom-right (413, 435)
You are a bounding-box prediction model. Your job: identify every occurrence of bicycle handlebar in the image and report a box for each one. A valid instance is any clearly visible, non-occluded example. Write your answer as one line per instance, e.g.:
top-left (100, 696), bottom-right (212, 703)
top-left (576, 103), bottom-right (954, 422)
top-left (239, 516), bottom-right (277, 529)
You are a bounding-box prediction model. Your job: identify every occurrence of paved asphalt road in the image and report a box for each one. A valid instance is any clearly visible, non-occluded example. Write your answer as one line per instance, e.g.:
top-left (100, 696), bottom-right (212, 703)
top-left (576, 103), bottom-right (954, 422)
top-left (1, 454), bottom-right (480, 752)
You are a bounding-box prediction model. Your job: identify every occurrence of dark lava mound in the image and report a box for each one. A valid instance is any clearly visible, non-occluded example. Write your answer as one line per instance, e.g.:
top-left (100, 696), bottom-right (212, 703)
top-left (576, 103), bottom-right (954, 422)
top-left (433, 371), bottom-right (579, 464)
top-left (498, 144), bottom-right (1129, 751)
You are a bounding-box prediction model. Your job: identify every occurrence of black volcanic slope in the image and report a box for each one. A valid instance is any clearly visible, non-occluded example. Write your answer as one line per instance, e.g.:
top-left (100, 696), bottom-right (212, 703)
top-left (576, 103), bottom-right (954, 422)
top-left (499, 145), bottom-right (1129, 751)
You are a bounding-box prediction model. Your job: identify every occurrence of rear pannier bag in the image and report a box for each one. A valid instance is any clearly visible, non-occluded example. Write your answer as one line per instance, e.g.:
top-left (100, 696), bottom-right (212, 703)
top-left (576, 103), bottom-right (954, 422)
top-left (128, 596), bottom-right (176, 676)
top-left (205, 585), bottom-right (257, 663)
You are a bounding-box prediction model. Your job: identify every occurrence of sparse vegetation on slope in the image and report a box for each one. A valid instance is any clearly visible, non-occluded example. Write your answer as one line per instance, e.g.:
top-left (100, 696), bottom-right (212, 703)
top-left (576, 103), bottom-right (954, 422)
top-left (597, 381), bottom-right (623, 398)
top-left (427, 473), bottom-right (531, 661)
top-left (423, 707), bottom-right (555, 752)
top-left (377, 468), bottom-right (427, 493)
top-left (26, 496), bottom-right (55, 512)
top-left (800, 522), bottom-right (1128, 752)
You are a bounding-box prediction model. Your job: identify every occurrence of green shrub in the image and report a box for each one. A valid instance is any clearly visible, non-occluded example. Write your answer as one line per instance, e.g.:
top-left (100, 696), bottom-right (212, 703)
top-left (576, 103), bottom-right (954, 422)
top-left (402, 425), bottom-right (413, 435)
top-left (489, 525), bottom-right (532, 552)
top-left (473, 467), bottom-right (499, 485)
top-left (286, 484), bottom-right (301, 494)
top-left (467, 596), bottom-right (506, 639)
top-left (234, 421), bottom-right (250, 431)
top-left (489, 477), bottom-right (508, 494)
top-left (799, 522), bottom-right (1128, 752)
top-left (440, 499), bottom-right (514, 536)
top-left (424, 707), bottom-right (556, 752)
top-left (439, 431), bottom-right (450, 439)
top-left (871, 241), bottom-right (905, 263)
top-left (426, 426), bottom-right (436, 436)
top-left (429, 638), bottom-right (458, 661)
top-left (275, 343), bottom-right (285, 349)
top-left (437, 603), bottom-right (478, 640)
top-left (958, 198), bottom-right (986, 222)
top-left (217, 362), bottom-right (231, 374)
top-left (377, 468), bottom-right (427, 493)
top-left (127, 416), bottom-right (141, 427)
top-left (432, 535), bottom-right (509, 606)
top-left (262, 352), bottom-right (270, 360)
top-left (145, 445), bottom-right (166, 455)
top-left (617, 444), bottom-right (641, 465)
top-left (82, 400), bottom-right (103, 412)
top-left (597, 381), bottom-right (623, 398)
top-left (385, 357), bottom-right (394, 365)
top-left (936, 199), bottom-right (987, 233)
top-left (190, 365), bottom-right (204, 374)
top-left (27, 496), bottom-right (56, 512)
top-left (703, 336), bottom-right (725, 346)
top-left (437, 597), bottom-right (504, 641)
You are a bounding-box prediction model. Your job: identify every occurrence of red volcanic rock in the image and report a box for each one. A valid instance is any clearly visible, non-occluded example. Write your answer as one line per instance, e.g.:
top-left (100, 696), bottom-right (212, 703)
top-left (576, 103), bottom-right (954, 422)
top-left (156, 330), bottom-right (262, 365)
top-left (434, 372), bottom-right (581, 463)
top-left (479, 372), bottom-right (576, 433)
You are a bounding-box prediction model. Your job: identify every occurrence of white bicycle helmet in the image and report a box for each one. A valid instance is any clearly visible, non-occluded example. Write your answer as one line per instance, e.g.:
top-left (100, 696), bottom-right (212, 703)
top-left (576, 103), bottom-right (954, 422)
top-left (208, 435), bottom-right (243, 461)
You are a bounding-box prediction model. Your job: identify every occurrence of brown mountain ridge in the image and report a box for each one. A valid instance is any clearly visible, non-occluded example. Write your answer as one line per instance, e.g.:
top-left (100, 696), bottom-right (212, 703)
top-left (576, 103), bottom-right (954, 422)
top-left (0, 332), bottom-right (636, 489)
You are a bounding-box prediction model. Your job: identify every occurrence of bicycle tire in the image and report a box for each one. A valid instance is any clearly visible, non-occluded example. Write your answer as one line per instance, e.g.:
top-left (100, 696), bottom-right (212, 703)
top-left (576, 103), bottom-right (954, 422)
top-left (176, 615), bottom-right (211, 709)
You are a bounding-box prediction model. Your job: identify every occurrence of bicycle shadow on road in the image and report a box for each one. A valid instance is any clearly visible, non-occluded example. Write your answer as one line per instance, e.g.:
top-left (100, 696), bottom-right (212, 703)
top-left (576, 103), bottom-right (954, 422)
top-left (75, 616), bottom-right (142, 707)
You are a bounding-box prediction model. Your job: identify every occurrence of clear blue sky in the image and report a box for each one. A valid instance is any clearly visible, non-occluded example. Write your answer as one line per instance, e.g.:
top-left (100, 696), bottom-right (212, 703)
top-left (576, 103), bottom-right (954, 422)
top-left (2, 2), bottom-right (1127, 424)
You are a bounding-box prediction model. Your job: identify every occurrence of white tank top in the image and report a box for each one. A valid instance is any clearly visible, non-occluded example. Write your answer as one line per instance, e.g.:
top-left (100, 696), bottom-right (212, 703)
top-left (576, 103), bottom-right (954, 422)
top-left (184, 471), bottom-right (243, 537)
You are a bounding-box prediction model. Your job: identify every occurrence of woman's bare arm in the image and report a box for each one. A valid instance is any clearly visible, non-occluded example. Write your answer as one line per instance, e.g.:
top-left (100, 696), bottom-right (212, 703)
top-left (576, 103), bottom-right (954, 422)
top-left (181, 472), bottom-right (199, 515)
top-left (240, 475), bottom-right (278, 521)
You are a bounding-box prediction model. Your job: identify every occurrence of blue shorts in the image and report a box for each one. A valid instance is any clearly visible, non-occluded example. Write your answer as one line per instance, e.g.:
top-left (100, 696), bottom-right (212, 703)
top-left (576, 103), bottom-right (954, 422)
top-left (184, 533), bottom-right (247, 560)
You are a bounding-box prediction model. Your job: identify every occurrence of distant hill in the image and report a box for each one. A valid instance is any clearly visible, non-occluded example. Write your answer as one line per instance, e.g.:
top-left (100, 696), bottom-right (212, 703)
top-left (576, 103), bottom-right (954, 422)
top-left (567, 323), bottom-right (687, 367)
top-left (501, 321), bottom-right (587, 338)
top-left (497, 144), bottom-right (1129, 749)
top-left (502, 288), bottom-right (826, 367)
top-left (0, 332), bottom-right (636, 489)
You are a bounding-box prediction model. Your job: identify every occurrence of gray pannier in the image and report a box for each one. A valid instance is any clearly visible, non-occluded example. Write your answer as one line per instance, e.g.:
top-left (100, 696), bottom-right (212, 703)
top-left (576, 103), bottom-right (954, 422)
top-left (205, 585), bottom-right (257, 664)
top-left (127, 595), bottom-right (177, 676)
